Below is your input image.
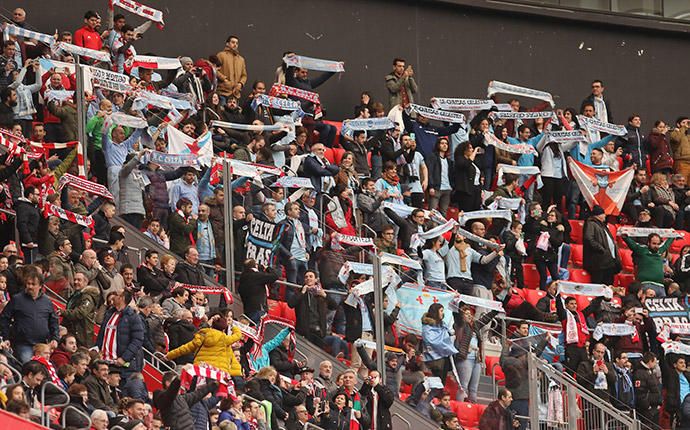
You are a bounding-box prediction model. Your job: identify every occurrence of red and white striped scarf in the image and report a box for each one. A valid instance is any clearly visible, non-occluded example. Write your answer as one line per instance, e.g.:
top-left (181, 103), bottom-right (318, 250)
top-left (28, 141), bottom-right (86, 178)
top-left (269, 84), bottom-right (322, 118)
top-left (102, 311), bottom-right (122, 361)
top-left (32, 356), bottom-right (60, 386)
top-left (42, 202), bottom-right (94, 228)
top-left (180, 363), bottom-right (237, 399)
top-left (58, 174), bottom-right (114, 200)
top-left (179, 284), bottom-right (233, 304)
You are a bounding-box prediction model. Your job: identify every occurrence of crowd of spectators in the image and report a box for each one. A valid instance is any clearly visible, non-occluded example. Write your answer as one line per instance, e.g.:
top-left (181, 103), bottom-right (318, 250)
top-left (1, 4), bottom-right (690, 430)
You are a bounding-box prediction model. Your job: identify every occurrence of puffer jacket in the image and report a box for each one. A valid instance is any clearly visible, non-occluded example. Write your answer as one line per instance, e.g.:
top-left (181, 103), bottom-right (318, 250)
top-left (144, 166), bottom-right (185, 211)
top-left (118, 155), bottom-right (146, 216)
top-left (454, 310), bottom-right (499, 361)
top-left (421, 314), bottom-right (458, 362)
top-left (166, 326), bottom-right (243, 375)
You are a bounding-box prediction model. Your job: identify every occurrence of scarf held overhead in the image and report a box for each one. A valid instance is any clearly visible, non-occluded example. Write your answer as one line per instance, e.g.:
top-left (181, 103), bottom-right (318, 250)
top-left (487, 80), bottom-right (555, 107)
top-left (283, 54), bottom-right (345, 73)
top-left (408, 104), bottom-right (466, 124)
top-left (110, 0), bottom-right (166, 29)
top-left (484, 132), bottom-right (537, 155)
top-left (576, 115), bottom-right (627, 136)
top-left (4, 24), bottom-right (54, 46)
top-left (58, 173), bottom-right (114, 199)
top-left (430, 98), bottom-right (495, 111)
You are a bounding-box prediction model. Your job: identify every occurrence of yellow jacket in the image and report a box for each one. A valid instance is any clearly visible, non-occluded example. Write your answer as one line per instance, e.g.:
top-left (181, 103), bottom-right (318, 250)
top-left (166, 326), bottom-right (243, 375)
top-left (216, 50), bottom-right (247, 97)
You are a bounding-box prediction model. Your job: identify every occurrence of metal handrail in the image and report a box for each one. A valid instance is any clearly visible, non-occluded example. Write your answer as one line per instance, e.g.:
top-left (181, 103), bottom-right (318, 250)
top-left (0, 359), bottom-right (22, 384)
top-left (40, 381), bottom-right (70, 427)
top-left (361, 223), bottom-right (378, 239)
top-left (61, 405), bottom-right (92, 430)
top-left (392, 412), bottom-right (412, 430)
top-left (293, 347), bottom-right (309, 364)
top-left (146, 348), bottom-right (178, 374)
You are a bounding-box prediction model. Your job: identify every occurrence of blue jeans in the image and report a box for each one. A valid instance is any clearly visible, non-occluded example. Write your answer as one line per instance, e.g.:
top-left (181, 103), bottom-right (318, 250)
top-left (324, 335), bottom-right (349, 359)
top-left (285, 258), bottom-right (308, 301)
top-left (14, 344), bottom-right (34, 364)
top-left (456, 357), bottom-right (481, 402)
top-left (246, 310), bottom-right (266, 326)
top-left (510, 398), bottom-right (529, 430)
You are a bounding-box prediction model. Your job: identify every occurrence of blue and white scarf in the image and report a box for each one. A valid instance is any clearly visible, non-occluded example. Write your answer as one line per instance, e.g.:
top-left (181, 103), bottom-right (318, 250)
top-left (341, 117), bottom-right (395, 135)
top-left (283, 54), bottom-right (345, 73)
top-left (431, 98), bottom-right (494, 111)
top-left (210, 120), bottom-right (287, 132)
top-left (4, 24), bottom-right (54, 46)
top-left (487, 80), bottom-right (555, 107)
top-left (408, 104), bottom-right (466, 124)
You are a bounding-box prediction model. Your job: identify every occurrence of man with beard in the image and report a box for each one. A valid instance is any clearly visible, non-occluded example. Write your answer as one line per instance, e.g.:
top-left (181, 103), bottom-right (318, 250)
top-left (0, 88), bottom-right (17, 128)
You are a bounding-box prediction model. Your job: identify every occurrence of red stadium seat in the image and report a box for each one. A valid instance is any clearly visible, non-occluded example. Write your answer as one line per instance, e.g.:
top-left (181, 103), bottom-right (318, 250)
top-left (671, 235), bottom-right (690, 254)
top-left (570, 243), bottom-right (583, 267)
top-left (523, 263), bottom-right (540, 289)
top-left (323, 147), bottom-right (335, 164)
top-left (485, 355), bottom-right (504, 381)
top-left (576, 295), bottom-right (595, 312)
top-left (671, 253), bottom-right (680, 265)
top-left (569, 269), bottom-right (591, 284)
top-left (524, 289), bottom-right (546, 307)
top-left (614, 273), bottom-right (636, 294)
top-left (454, 402), bottom-right (483, 430)
top-left (569, 220), bottom-right (584, 244)
top-left (332, 147), bottom-right (346, 165)
top-left (620, 248), bottom-right (634, 273)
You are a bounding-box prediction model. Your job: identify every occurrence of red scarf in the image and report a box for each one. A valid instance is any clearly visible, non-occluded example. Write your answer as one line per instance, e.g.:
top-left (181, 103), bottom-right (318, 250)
top-left (32, 356), bottom-right (60, 386)
top-left (177, 209), bottom-right (196, 246)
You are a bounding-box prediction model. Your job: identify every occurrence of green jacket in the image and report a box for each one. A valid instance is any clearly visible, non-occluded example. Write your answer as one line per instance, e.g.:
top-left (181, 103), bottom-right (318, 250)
top-left (623, 236), bottom-right (674, 284)
top-left (62, 286), bottom-right (100, 347)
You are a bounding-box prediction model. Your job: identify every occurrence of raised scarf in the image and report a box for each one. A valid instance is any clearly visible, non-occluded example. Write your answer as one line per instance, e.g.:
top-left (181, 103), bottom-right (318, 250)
top-left (487, 80), bottom-right (555, 107)
top-left (408, 104), bottom-right (466, 124)
top-left (283, 54), bottom-right (345, 72)
top-left (484, 132), bottom-right (537, 155)
top-left (180, 364), bottom-right (236, 398)
top-left (592, 323), bottom-right (637, 341)
top-left (110, 0), bottom-right (166, 29)
top-left (54, 42), bottom-right (111, 63)
top-left (58, 174), bottom-right (113, 199)
top-left (270, 84), bottom-right (322, 118)
top-left (4, 24), bottom-right (54, 46)
top-left (576, 115), bottom-right (627, 136)
top-left (430, 98), bottom-right (494, 111)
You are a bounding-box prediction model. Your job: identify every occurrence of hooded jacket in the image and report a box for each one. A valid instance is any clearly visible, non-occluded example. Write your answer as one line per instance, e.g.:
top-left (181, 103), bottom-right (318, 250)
top-left (421, 314), bottom-right (458, 362)
top-left (166, 326), bottom-right (243, 375)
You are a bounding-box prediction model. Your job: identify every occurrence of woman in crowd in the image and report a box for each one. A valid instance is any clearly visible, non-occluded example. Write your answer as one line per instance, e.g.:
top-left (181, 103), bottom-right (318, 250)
top-left (454, 306), bottom-right (499, 403)
top-left (421, 303), bottom-right (458, 383)
top-left (534, 209), bottom-right (565, 290)
top-left (647, 120), bottom-right (673, 175)
top-left (425, 137), bottom-right (454, 214)
top-left (649, 172), bottom-right (678, 228)
top-left (325, 184), bottom-right (357, 235)
top-left (335, 151), bottom-right (360, 190)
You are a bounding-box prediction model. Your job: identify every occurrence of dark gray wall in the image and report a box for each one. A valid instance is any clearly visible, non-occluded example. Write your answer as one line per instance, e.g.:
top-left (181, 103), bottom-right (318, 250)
top-left (19, 0), bottom-right (690, 126)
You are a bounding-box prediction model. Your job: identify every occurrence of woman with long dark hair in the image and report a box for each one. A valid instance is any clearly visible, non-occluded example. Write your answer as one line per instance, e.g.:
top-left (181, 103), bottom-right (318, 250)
top-left (421, 303), bottom-right (458, 382)
top-left (426, 137), bottom-right (454, 214)
top-left (534, 209), bottom-right (565, 290)
top-left (453, 141), bottom-right (482, 212)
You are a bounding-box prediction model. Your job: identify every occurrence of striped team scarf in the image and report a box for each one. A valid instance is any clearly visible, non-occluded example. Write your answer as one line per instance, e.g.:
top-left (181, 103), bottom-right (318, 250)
top-left (31, 356), bottom-right (60, 386)
top-left (179, 284), bottom-right (233, 304)
top-left (490, 111), bottom-right (557, 120)
top-left (210, 120), bottom-right (288, 132)
top-left (617, 226), bottom-right (683, 239)
top-left (110, 0), bottom-right (166, 29)
top-left (180, 364), bottom-right (236, 398)
top-left (454, 227), bottom-right (501, 250)
top-left (283, 54), bottom-right (345, 73)
top-left (431, 97), bottom-right (495, 111)
top-left (484, 132), bottom-right (537, 155)
top-left (44, 90), bottom-right (75, 103)
top-left (410, 218), bottom-right (458, 249)
top-left (58, 174), bottom-right (114, 199)
top-left (42, 202), bottom-right (94, 228)
top-left (28, 141), bottom-right (86, 178)
top-left (54, 42), bottom-right (111, 63)
top-left (541, 130), bottom-right (588, 144)
top-left (269, 83), bottom-right (322, 118)
top-left (105, 112), bottom-right (148, 129)
top-left (251, 94), bottom-right (303, 112)
top-left (408, 104), bottom-right (466, 124)
top-left (247, 315), bottom-right (296, 366)
top-left (592, 323), bottom-right (637, 341)
top-left (341, 117), bottom-right (395, 135)
top-left (487, 80), bottom-right (555, 107)
top-left (458, 209), bottom-right (512, 226)
top-left (332, 233), bottom-right (376, 250)
top-left (576, 115), bottom-right (627, 136)
top-left (3, 24), bottom-right (55, 46)
top-left (131, 90), bottom-right (194, 112)
top-left (661, 340), bottom-right (690, 356)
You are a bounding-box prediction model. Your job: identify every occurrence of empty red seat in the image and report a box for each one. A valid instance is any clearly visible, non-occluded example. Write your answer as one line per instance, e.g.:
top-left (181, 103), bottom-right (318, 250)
top-left (614, 273), bottom-right (636, 294)
top-left (620, 248), bottom-right (634, 272)
top-left (671, 235), bottom-right (690, 253)
top-left (524, 289), bottom-right (546, 307)
top-left (523, 263), bottom-right (540, 289)
top-left (569, 269), bottom-right (591, 284)
top-left (454, 402), bottom-right (483, 430)
top-left (569, 220), bottom-right (584, 244)
top-left (332, 147), bottom-right (346, 165)
top-left (323, 147), bottom-right (335, 164)
top-left (485, 356), bottom-right (504, 381)
top-left (570, 243), bottom-right (583, 267)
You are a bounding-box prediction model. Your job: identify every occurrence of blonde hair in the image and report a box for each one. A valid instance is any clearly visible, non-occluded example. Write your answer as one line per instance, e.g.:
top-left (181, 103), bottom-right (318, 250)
top-left (33, 343), bottom-right (50, 355)
top-left (255, 366), bottom-right (277, 381)
top-left (161, 254), bottom-right (177, 267)
top-left (651, 172), bottom-right (667, 187)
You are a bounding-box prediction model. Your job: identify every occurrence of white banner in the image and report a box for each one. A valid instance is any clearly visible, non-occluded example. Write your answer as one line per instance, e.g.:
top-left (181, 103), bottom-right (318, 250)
top-left (661, 340), bottom-right (690, 356)
top-left (490, 111), bottom-right (556, 120)
top-left (410, 219), bottom-right (457, 249)
top-left (592, 323), bottom-right (637, 340)
top-left (451, 294), bottom-right (504, 312)
top-left (458, 209), bottom-right (512, 226)
top-left (210, 120), bottom-right (288, 132)
top-left (431, 98), bottom-right (495, 111)
top-left (83, 65), bottom-right (131, 93)
top-left (617, 226), bottom-right (684, 239)
top-left (577, 115), bottom-right (627, 137)
top-left (408, 104), bottom-right (466, 124)
top-left (558, 281), bottom-right (611, 298)
top-left (283, 54), bottom-right (345, 72)
top-left (273, 176), bottom-right (313, 189)
top-left (380, 252), bottom-right (422, 270)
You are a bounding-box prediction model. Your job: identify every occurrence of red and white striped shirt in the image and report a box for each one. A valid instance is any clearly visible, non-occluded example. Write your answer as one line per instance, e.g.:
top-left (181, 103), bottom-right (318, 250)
top-left (102, 311), bottom-right (122, 361)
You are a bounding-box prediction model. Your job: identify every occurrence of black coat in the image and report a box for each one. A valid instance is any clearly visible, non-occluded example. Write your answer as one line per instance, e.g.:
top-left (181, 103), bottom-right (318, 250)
top-left (533, 222), bottom-right (564, 264)
top-left (166, 319), bottom-right (197, 364)
top-left (342, 292), bottom-right (375, 342)
top-left (269, 344), bottom-right (300, 378)
top-left (634, 363), bottom-right (662, 411)
top-left (174, 261), bottom-right (206, 286)
top-left (303, 155), bottom-right (339, 192)
top-left (154, 377), bottom-right (218, 430)
top-left (360, 383), bottom-right (395, 430)
top-left (453, 151), bottom-right (479, 196)
top-left (382, 207), bottom-right (421, 254)
top-left (425, 153), bottom-right (453, 191)
top-left (287, 288), bottom-right (336, 338)
top-left (581, 94), bottom-right (613, 123)
top-left (583, 217), bottom-right (621, 273)
top-left (15, 199), bottom-right (39, 244)
top-left (238, 267), bottom-right (280, 315)
top-left (137, 265), bottom-right (169, 297)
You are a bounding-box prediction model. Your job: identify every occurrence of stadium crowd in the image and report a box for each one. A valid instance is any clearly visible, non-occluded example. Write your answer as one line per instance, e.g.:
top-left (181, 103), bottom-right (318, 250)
top-left (0, 4), bottom-right (690, 430)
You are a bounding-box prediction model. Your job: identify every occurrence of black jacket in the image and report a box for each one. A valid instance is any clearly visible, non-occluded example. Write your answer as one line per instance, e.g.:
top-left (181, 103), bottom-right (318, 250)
top-left (453, 150), bottom-right (479, 195)
top-left (238, 267), bottom-right (280, 315)
top-left (137, 265), bottom-right (169, 297)
top-left (425, 152), bottom-right (453, 191)
top-left (342, 292), bottom-right (375, 342)
top-left (15, 198), bottom-right (39, 244)
top-left (285, 67), bottom-right (335, 114)
top-left (303, 154), bottom-right (339, 192)
top-left (269, 344), bottom-right (301, 378)
top-left (360, 382), bottom-right (395, 430)
top-left (0, 291), bottom-right (59, 346)
top-left (583, 217), bottom-right (620, 272)
top-left (581, 94), bottom-right (613, 123)
top-left (633, 362), bottom-right (661, 411)
top-left (154, 377), bottom-right (218, 430)
top-left (174, 261), bottom-right (206, 286)
top-left (382, 207), bottom-right (422, 254)
top-left (166, 319), bottom-right (197, 364)
top-left (287, 288), bottom-right (336, 338)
